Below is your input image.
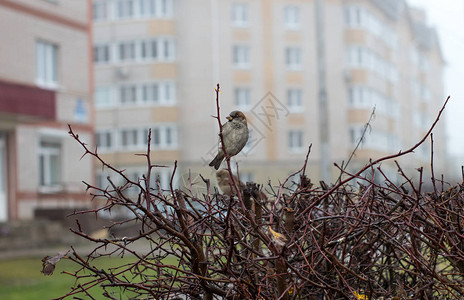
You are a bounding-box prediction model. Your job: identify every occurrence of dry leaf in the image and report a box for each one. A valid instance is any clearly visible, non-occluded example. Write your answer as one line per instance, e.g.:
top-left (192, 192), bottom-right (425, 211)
top-left (353, 291), bottom-right (368, 300)
top-left (269, 226), bottom-right (288, 246)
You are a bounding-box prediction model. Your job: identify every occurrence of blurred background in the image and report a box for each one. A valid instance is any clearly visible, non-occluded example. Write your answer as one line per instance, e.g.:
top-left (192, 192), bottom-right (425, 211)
top-left (0, 0), bottom-right (462, 254)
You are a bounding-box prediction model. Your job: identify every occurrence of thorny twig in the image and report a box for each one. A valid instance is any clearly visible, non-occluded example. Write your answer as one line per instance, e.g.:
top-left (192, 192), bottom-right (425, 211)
top-left (49, 96), bottom-right (464, 300)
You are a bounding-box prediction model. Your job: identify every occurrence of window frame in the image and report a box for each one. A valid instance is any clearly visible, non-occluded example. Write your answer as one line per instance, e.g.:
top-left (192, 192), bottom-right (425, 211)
top-left (233, 45), bottom-right (250, 69)
top-left (284, 5), bottom-right (300, 30)
top-left (93, 44), bottom-right (111, 64)
top-left (36, 40), bottom-right (58, 89)
top-left (231, 3), bottom-right (249, 27)
top-left (119, 84), bottom-right (138, 105)
top-left (116, 0), bottom-right (136, 19)
top-left (94, 86), bottom-right (113, 108)
top-left (38, 140), bottom-right (62, 192)
top-left (234, 87), bottom-right (251, 110)
top-left (287, 88), bottom-right (303, 112)
top-left (285, 47), bottom-right (302, 70)
top-left (96, 130), bottom-right (113, 152)
top-left (118, 41), bottom-right (137, 62)
top-left (288, 130), bottom-right (304, 153)
top-left (93, 1), bottom-right (109, 22)
top-left (117, 125), bottom-right (178, 151)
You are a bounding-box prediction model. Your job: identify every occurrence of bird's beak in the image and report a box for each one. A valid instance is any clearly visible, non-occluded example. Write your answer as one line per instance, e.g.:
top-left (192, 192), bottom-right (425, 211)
top-left (226, 116), bottom-right (233, 121)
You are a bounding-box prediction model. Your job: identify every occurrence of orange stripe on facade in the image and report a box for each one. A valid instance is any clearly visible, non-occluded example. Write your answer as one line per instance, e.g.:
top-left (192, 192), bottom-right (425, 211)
top-left (262, 0), bottom-right (277, 160)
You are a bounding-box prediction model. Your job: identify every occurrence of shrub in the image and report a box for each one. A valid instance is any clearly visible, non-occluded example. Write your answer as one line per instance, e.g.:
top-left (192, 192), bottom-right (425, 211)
top-left (44, 90), bottom-right (464, 299)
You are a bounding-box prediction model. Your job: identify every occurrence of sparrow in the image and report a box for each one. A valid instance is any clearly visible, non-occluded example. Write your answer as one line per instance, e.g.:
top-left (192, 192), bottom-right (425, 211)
top-left (209, 111), bottom-right (249, 170)
top-left (216, 169), bottom-right (244, 196)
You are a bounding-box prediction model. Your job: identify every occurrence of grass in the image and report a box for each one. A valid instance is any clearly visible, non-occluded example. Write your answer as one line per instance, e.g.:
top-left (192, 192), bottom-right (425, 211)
top-left (0, 256), bottom-right (76, 300)
top-left (0, 254), bottom-right (178, 299)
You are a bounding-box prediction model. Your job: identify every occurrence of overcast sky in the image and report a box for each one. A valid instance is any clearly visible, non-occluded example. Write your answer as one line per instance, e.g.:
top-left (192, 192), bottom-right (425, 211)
top-left (407, 0), bottom-right (464, 156)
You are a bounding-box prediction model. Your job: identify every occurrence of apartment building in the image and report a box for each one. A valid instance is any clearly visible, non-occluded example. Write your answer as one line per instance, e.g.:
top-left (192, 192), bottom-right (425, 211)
top-left (92, 0), bottom-right (445, 193)
top-left (0, 0), bottom-right (94, 220)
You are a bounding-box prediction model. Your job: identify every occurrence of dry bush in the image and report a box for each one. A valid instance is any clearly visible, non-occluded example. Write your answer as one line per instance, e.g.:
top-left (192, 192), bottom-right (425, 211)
top-left (43, 91), bottom-right (464, 300)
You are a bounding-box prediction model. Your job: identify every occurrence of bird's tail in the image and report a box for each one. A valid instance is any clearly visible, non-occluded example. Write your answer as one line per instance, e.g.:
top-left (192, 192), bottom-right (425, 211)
top-left (209, 154), bottom-right (224, 170)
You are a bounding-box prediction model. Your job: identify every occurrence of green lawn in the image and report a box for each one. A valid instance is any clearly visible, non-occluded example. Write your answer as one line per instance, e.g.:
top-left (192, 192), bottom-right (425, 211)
top-left (0, 255), bottom-right (177, 299)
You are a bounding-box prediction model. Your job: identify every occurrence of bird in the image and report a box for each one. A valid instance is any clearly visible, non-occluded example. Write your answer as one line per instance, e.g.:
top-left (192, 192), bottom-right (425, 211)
top-left (216, 169), bottom-right (244, 196)
top-left (209, 111), bottom-right (249, 170)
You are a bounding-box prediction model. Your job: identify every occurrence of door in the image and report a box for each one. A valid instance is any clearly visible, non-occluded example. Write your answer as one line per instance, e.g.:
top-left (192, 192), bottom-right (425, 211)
top-left (0, 134), bottom-right (7, 222)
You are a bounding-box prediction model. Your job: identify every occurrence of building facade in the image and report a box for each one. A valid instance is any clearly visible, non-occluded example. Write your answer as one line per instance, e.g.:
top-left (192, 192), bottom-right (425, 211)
top-left (92, 0), bottom-right (446, 193)
top-left (0, 0), bottom-right (94, 220)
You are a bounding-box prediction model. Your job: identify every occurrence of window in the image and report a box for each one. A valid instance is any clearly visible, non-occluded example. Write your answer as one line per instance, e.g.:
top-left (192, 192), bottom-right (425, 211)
top-left (118, 41), bottom-right (136, 61)
top-left (142, 83), bottom-right (159, 104)
top-left (350, 127), bottom-right (362, 146)
top-left (413, 112), bottom-right (431, 130)
top-left (345, 5), bottom-right (397, 50)
top-left (161, 38), bottom-right (176, 61)
top-left (420, 84), bottom-right (431, 102)
top-left (284, 6), bottom-right (300, 29)
top-left (233, 45), bottom-right (250, 69)
top-left (152, 127), bottom-right (160, 146)
top-left (287, 173), bottom-right (301, 190)
top-left (240, 172), bottom-right (254, 183)
top-left (159, 0), bottom-right (174, 17)
top-left (348, 86), bottom-right (366, 106)
top-left (350, 125), bottom-right (400, 152)
top-left (285, 47), bottom-right (301, 70)
top-left (141, 40), bottom-right (158, 60)
top-left (242, 129), bottom-right (253, 154)
top-left (351, 46), bottom-right (362, 66)
top-left (96, 130), bottom-right (113, 151)
top-left (344, 5), bottom-right (364, 27)
top-left (116, 0), bottom-right (135, 19)
top-left (117, 126), bottom-right (177, 151)
top-left (410, 47), bottom-right (419, 66)
top-left (39, 141), bottom-right (61, 189)
top-left (143, 128), bottom-right (151, 145)
top-left (142, 38), bottom-right (176, 61)
top-left (114, 82), bottom-right (176, 106)
top-left (418, 53), bottom-right (430, 71)
top-left (162, 82), bottom-right (175, 104)
top-left (36, 40), bottom-right (58, 88)
top-left (234, 88), bottom-right (251, 110)
top-left (99, 39), bottom-right (175, 63)
top-left (144, 126), bottom-right (177, 149)
top-left (165, 126), bottom-right (173, 145)
top-left (94, 86), bottom-right (113, 108)
top-left (348, 85), bottom-right (400, 118)
top-left (93, 44), bottom-right (111, 64)
top-left (418, 143), bottom-right (431, 160)
top-left (150, 168), bottom-right (173, 191)
top-left (151, 125), bottom-right (178, 149)
top-left (139, 0), bottom-right (173, 17)
top-left (231, 3), bottom-right (248, 26)
top-left (120, 129), bottom-right (139, 149)
top-left (345, 46), bottom-right (397, 82)
top-left (345, 46), bottom-right (365, 67)
top-left (141, 82), bottom-right (175, 105)
top-left (120, 85), bottom-right (137, 104)
top-left (164, 125), bottom-right (177, 148)
top-left (139, 0), bottom-right (156, 16)
top-left (96, 172), bottom-right (107, 190)
top-left (93, 1), bottom-right (109, 21)
top-left (287, 89), bottom-right (302, 111)
top-left (288, 130), bottom-right (303, 152)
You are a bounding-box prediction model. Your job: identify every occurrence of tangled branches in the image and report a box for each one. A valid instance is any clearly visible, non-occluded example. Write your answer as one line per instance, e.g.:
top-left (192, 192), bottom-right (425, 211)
top-left (46, 94), bottom-right (464, 300)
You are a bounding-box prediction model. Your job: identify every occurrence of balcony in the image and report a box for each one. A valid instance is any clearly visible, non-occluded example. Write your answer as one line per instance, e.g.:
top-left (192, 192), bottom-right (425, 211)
top-left (0, 80), bottom-right (55, 125)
